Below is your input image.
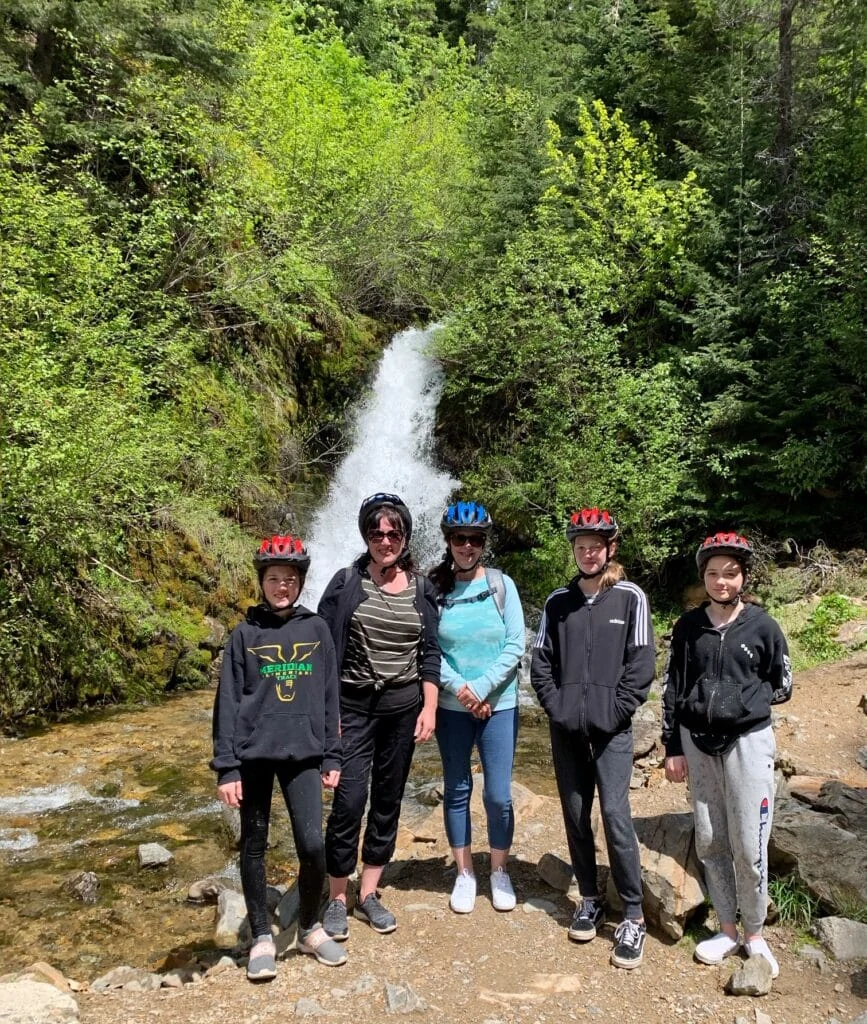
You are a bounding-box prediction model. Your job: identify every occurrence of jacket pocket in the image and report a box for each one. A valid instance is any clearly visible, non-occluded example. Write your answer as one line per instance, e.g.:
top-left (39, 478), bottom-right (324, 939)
top-left (236, 712), bottom-right (319, 762)
top-left (691, 675), bottom-right (747, 726)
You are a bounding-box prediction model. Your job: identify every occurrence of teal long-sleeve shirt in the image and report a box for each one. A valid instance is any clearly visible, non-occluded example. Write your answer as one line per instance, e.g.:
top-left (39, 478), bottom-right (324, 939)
top-left (437, 573), bottom-right (526, 712)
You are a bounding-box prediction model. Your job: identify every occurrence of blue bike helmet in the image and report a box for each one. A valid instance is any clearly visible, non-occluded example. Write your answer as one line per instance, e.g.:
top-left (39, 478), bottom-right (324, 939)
top-left (440, 501), bottom-right (494, 536)
top-left (358, 492), bottom-right (413, 543)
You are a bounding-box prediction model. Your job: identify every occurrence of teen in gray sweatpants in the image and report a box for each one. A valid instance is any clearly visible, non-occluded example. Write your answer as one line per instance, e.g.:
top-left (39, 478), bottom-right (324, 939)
top-left (662, 532), bottom-right (792, 978)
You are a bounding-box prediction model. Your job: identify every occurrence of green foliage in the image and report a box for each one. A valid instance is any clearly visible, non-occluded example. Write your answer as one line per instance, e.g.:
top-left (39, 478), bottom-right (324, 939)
top-left (790, 594), bottom-right (861, 668)
top-left (769, 875), bottom-right (821, 931)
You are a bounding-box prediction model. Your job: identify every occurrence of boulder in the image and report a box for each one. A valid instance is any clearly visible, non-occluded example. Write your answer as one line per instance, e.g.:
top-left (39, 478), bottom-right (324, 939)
top-left (812, 781), bottom-right (867, 831)
top-left (137, 843), bottom-right (173, 868)
top-left (61, 871), bottom-right (99, 904)
top-left (632, 704), bottom-right (658, 758)
top-left (629, 813), bottom-right (706, 940)
top-left (724, 954), bottom-right (773, 996)
top-left (187, 877), bottom-right (231, 903)
top-left (813, 916), bottom-right (867, 961)
top-left (769, 805), bottom-right (867, 907)
top-left (17, 962), bottom-right (70, 992)
top-left (537, 852), bottom-right (574, 893)
top-left (214, 890), bottom-right (250, 949)
top-left (0, 980), bottom-right (78, 1023)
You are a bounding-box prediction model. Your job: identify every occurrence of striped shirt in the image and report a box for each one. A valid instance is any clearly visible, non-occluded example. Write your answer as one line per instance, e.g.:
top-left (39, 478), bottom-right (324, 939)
top-left (341, 579), bottom-right (421, 713)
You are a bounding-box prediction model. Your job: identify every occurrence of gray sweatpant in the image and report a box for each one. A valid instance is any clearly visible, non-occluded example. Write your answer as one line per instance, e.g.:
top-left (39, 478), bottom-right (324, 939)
top-left (681, 725), bottom-right (775, 935)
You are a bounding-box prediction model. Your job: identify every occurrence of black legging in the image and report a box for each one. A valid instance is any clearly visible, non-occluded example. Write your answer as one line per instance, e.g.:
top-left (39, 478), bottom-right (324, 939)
top-left (239, 759), bottom-right (325, 937)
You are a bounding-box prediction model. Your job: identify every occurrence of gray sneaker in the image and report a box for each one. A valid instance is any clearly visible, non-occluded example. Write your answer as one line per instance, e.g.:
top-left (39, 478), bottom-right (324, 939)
top-left (322, 898), bottom-right (349, 941)
top-left (354, 892), bottom-right (397, 934)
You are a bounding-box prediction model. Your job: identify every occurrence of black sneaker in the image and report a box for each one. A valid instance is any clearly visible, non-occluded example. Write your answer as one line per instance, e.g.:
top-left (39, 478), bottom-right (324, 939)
top-left (353, 892), bottom-right (397, 934)
top-left (568, 899), bottom-right (605, 942)
top-left (611, 919), bottom-right (646, 969)
top-left (322, 898), bottom-right (349, 941)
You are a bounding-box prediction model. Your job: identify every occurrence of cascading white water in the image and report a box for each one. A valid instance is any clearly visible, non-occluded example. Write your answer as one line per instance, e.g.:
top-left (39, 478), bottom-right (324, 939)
top-left (302, 325), bottom-right (459, 606)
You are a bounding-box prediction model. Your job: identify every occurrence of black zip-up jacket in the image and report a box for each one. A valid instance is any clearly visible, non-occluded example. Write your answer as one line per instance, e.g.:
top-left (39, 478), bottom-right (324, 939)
top-left (210, 603), bottom-right (341, 784)
top-left (661, 602), bottom-right (793, 757)
top-left (317, 563), bottom-right (441, 688)
top-left (531, 579), bottom-right (655, 735)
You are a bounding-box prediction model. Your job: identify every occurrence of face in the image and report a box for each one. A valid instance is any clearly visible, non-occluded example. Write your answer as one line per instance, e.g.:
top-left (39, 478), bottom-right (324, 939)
top-left (703, 555), bottom-right (744, 602)
top-left (448, 530), bottom-right (486, 572)
top-left (572, 533), bottom-right (613, 575)
top-left (261, 565), bottom-right (302, 612)
top-left (366, 513), bottom-right (406, 569)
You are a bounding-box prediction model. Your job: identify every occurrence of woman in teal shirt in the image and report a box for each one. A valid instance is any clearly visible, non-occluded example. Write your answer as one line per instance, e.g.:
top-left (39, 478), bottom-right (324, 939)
top-left (429, 502), bottom-right (525, 915)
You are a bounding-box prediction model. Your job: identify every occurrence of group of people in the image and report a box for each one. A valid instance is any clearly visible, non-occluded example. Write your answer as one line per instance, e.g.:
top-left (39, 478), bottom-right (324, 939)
top-left (210, 495), bottom-right (793, 983)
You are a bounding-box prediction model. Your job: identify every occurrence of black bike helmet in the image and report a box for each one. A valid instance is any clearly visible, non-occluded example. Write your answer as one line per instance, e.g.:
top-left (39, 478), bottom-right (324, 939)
top-left (565, 507), bottom-right (620, 542)
top-left (696, 532), bottom-right (754, 575)
top-left (441, 501), bottom-right (494, 536)
top-left (253, 534), bottom-right (311, 577)
top-left (357, 492), bottom-right (413, 543)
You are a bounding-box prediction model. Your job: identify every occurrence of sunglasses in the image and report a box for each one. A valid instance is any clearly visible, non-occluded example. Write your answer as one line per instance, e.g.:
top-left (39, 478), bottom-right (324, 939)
top-left (368, 529), bottom-right (404, 544)
top-left (450, 533), bottom-right (485, 548)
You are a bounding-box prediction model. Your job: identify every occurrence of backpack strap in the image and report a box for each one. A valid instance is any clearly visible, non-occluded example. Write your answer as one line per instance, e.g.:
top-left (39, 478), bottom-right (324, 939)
top-left (484, 567), bottom-right (506, 621)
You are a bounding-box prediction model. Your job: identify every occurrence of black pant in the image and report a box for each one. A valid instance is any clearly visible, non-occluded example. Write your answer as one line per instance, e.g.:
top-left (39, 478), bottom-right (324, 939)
top-left (239, 759), bottom-right (325, 936)
top-left (325, 704), bottom-right (417, 877)
top-left (549, 724), bottom-right (644, 919)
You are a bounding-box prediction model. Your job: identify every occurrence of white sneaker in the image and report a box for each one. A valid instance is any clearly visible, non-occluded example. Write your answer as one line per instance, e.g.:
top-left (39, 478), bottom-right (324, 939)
top-left (450, 870), bottom-right (477, 913)
top-left (695, 931), bottom-right (740, 965)
top-left (490, 868), bottom-right (516, 911)
top-left (745, 937), bottom-right (780, 979)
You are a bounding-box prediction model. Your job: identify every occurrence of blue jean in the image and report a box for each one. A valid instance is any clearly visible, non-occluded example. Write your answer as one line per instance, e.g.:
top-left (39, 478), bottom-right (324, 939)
top-left (435, 705), bottom-right (519, 851)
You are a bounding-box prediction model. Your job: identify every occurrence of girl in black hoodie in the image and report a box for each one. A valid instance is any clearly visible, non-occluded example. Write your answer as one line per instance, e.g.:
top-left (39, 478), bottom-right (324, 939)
top-left (211, 534), bottom-right (344, 978)
top-left (662, 532), bottom-right (792, 978)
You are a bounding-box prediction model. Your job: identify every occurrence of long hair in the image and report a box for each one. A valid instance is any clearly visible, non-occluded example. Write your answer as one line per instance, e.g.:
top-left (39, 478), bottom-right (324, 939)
top-left (595, 559), bottom-right (626, 592)
top-left (428, 547), bottom-right (457, 596)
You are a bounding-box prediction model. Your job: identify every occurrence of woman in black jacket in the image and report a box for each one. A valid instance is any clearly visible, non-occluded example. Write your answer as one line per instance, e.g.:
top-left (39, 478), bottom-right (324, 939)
top-left (662, 532), bottom-right (792, 978)
top-left (532, 508), bottom-right (655, 970)
top-left (317, 493), bottom-right (440, 941)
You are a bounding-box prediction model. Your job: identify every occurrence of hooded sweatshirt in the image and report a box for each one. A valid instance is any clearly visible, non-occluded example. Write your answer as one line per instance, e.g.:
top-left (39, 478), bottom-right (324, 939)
top-left (210, 603), bottom-right (341, 784)
top-left (661, 601), bottom-right (792, 757)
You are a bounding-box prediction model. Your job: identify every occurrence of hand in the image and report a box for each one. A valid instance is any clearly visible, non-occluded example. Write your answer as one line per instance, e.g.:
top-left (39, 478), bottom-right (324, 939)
top-left (665, 755), bottom-right (688, 783)
top-left (456, 684), bottom-right (480, 711)
top-left (217, 779), bottom-right (243, 807)
top-left (414, 704), bottom-right (436, 743)
top-left (321, 769), bottom-right (341, 790)
top-left (471, 701), bottom-right (493, 720)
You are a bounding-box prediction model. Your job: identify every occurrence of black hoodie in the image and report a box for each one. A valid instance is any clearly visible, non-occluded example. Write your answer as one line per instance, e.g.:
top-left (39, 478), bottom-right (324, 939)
top-left (661, 601), bottom-right (792, 757)
top-left (210, 603), bottom-right (341, 784)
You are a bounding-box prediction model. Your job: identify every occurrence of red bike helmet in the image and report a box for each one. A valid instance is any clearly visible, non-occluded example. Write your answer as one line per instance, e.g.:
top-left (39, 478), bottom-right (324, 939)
top-left (695, 532), bottom-right (754, 575)
top-left (565, 507), bottom-right (620, 542)
top-left (253, 534), bottom-right (311, 576)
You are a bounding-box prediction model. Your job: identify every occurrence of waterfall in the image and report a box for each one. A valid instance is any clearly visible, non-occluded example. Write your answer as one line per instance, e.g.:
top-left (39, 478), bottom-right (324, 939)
top-left (302, 325), bottom-right (458, 606)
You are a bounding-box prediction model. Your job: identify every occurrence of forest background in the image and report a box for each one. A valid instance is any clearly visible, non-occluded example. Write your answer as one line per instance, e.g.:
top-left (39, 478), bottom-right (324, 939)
top-left (1, 0), bottom-right (865, 726)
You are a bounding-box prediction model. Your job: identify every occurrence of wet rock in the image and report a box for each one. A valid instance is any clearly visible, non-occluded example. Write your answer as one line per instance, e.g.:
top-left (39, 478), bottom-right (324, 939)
top-left (293, 998), bottom-right (326, 1016)
top-left (61, 871), bottom-right (100, 904)
top-left (537, 852), bottom-right (574, 892)
top-left (188, 877), bottom-right (230, 903)
top-left (384, 980), bottom-right (427, 1013)
top-left (221, 804), bottom-right (242, 846)
top-left (137, 843), bottom-right (173, 868)
top-left (631, 812), bottom-right (706, 940)
top-left (91, 966), bottom-right (162, 992)
top-left (277, 883), bottom-right (300, 929)
top-left (214, 890), bottom-right (251, 949)
top-left (725, 955), bottom-right (773, 996)
top-left (813, 916), bottom-right (867, 960)
top-left (0, 980), bottom-right (78, 1023)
